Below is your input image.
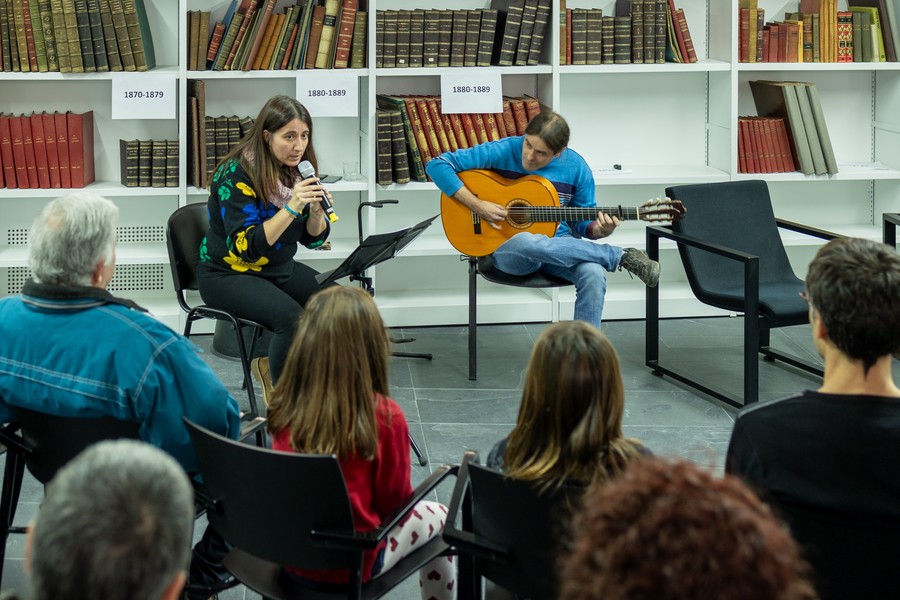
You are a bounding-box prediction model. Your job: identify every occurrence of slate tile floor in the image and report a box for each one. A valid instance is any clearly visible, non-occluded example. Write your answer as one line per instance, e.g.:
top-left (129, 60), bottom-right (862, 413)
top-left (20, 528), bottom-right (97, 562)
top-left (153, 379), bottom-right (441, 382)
top-left (5, 317), bottom-right (896, 599)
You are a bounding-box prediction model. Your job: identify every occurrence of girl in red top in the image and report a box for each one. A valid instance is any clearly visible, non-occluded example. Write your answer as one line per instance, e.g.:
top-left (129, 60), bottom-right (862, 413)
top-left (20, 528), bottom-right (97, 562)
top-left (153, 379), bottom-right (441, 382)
top-left (267, 286), bottom-right (454, 599)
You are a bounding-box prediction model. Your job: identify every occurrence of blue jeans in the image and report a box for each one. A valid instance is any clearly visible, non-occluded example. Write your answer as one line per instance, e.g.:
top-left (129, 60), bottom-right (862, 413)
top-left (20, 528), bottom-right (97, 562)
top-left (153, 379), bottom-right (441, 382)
top-left (492, 232), bottom-right (623, 328)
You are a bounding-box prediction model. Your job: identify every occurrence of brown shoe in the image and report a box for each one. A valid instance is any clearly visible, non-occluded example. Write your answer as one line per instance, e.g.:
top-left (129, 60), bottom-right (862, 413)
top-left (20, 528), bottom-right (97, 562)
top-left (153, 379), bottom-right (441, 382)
top-left (250, 357), bottom-right (274, 407)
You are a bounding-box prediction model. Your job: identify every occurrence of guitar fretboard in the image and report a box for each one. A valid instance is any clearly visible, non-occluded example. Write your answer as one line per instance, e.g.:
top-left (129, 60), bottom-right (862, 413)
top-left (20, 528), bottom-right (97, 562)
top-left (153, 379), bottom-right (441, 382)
top-left (507, 205), bottom-right (641, 222)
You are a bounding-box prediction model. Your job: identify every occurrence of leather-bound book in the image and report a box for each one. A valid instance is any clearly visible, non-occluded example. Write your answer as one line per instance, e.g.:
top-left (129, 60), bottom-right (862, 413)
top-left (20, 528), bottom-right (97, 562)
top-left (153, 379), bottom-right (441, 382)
top-left (349, 9), bottom-right (366, 68)
top-left (86, 0), bottom-right (108, 71)
top-left (408, 8), bottom-right (424, 68)
top-left (395, 8), bottom-right (411, 67)
top-left (464, 9), bottom-right (480, 67)
top-left (20, 115), bottom-right (39, 188)
top-left (151, 139), bottom-right (167, 187)
top-left (67, 111), bottom-right (95, 188)
top-left (9, 115), bottom-right (31, 188)
top-left (109, 0), bottom-right (135, 70)
top-left (41, 113), bottom-right (60, 188)
top-left (490, 0), bottom-right (525, 66)
top-left (53, 112), bottom-right (71, 188)
top-left (450, 9), bottom-right (467, 67)
top-left (403, 96), bottom-right (433, 167)
top-left (376, 94), bottom-right (426, 181)
top-left (437, 10), bottom-right (452, 67)
top-left (516, 0), bottom-right (538, 65)
top-left (38, 0), bottom-right (60, 71)
top-left (477, 9), bottom-right (499, 66)
top-left (613, 15), bottom-right (631, 63)
top-left (313, 0), bottom-right (339, 68)
top-left (48, 0), bottom-right (71, 72)
top-left (137, 138), bottom-right (151, 187)
top-left (459, 113), bottom-right (479, 147)
top-left (119, 139), bottom-right (139, 187)
top-left (375, 109), bottom-right (393, 186)
top-left (425, 97), bottom-right (452, 153)
top-left (98, 0), bottom-right (122, 71)
top-left (29, 112), bottom-right (51, 188)
top-left (123, 0), bottom-right (156, 70)
top-left (0, 115), bottom-right (16, 188)
top-left (571, 8), bottom-right (587, 64)
top-left (423, 9), bottom-right (440, 66)
top-left (224, 0), bottom-right (258, 70)
top-left (333, 0), bottom-right (358, 68)
top-left (165, 139), bottom-right (178, 187)
top-left (585, 8), bottom-right (602, 64)
top-left (447, 112), bottom-right (469, 149)
top-left (379, 9), bottom-right (396, 68)
top-left (414, 97), bottom-right (443, 159)
top-left (387, 109), bottom-right (411, 184)
top-left (472, 113), bottom-right (490, 144)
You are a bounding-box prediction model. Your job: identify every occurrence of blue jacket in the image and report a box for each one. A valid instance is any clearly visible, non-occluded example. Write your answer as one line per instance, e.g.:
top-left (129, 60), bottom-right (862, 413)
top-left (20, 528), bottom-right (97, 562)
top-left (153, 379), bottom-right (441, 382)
top-left (0, 280), bottom-right (241, 472)
top-left (426, 136), bottom-right (597, 238)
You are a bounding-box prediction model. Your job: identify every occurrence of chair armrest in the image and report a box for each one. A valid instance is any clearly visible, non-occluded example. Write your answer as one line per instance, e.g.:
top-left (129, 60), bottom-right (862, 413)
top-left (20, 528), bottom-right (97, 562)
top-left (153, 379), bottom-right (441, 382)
top-left (311, 461), bottom-right (461, 551)
top-left (441, 529), bottom-right (510, 564)
top-left (646, 225), bottom-right (759, 263)
top-left (775, 219), bottom-right (841, 241)
top-left (444, 450), bottom-right (479, 529)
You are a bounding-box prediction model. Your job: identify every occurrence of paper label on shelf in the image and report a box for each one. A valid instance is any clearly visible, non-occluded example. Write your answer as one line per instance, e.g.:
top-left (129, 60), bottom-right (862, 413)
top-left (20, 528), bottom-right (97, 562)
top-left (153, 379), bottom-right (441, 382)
top-left (440, 71), bottom-right (503, 114)
top-left (297, 74), bottom-right (359, 118)
top-left (111, 75), bottom-right (177, 120)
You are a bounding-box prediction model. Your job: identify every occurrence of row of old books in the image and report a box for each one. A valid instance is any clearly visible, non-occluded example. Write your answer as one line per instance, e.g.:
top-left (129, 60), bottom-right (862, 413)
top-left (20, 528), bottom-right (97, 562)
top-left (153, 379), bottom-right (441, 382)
top-left (0, 111), bottom-right (94, 189)
top-left (0, 0), bottom-right (155, 73)
top-left (374, 94), bottom-right (542, 185)
top-left (560, 0), bottom-right (697, 65)
top-left (737, 117), bottom-right (796, 174)
top-left (375, 1), bottom-right (551, 69)
top-left (119, 139), bottom-right (178, 187)
top-left (198, 0), bottom-right (366, 72)
top-left (739, 0), bottom-right (899, 62)
top-left (749, 80), bottom-right (838, 176)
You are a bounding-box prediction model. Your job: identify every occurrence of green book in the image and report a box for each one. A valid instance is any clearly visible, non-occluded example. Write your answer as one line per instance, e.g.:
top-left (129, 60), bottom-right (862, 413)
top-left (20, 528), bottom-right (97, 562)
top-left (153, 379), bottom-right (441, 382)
top-left (123, 0), bottom-right (156, 70)
top-left (376, 94), bottom-right (427, 182)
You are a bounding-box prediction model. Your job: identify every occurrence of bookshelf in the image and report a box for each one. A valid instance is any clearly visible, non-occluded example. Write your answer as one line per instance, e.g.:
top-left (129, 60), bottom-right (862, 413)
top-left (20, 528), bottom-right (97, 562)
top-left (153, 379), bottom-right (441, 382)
top-left (1, 0), bottom-right (899, 332)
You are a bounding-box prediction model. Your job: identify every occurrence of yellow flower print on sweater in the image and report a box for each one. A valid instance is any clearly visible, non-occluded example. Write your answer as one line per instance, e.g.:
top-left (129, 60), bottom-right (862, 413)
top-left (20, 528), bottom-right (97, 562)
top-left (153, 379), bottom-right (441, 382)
top-left (236, 182), bottom-right (256, 198)
top-left (223, 228), bottom-right (268, 272)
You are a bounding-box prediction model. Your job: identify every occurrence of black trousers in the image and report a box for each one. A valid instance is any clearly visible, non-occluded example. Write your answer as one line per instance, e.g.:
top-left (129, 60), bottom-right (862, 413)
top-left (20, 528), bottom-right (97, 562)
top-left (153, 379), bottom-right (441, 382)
top-left (198, 263), bottom-right (331, 381)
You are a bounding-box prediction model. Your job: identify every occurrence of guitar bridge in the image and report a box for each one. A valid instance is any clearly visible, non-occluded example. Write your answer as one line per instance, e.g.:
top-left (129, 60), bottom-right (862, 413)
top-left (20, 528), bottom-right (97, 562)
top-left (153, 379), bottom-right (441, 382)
top-left (472, 212), bottom-right (482, 236)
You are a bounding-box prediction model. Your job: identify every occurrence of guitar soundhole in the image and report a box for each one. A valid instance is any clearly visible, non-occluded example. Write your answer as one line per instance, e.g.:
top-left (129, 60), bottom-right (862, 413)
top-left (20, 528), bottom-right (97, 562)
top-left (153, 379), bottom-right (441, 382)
top-left (506, 199), bottom-right (532, 229)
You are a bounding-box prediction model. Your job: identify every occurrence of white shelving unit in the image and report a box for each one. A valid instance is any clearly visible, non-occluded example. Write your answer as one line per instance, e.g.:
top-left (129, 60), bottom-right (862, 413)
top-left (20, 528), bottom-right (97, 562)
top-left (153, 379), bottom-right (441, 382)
top-left (2, 0), bottom-right (899, 330)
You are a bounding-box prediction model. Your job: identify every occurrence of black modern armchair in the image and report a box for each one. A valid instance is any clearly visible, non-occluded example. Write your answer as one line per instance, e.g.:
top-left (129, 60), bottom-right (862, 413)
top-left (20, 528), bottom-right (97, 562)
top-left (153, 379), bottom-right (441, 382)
top-left (645, 180), bottom-right (840, 407)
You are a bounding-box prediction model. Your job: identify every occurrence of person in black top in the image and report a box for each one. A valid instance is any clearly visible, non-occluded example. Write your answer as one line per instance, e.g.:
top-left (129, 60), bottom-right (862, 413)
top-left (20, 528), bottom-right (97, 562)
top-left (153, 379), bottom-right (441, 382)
top-left (197, 95), bottom-right (334, 390)
top-left (726, 237), bottom-right (900, 599)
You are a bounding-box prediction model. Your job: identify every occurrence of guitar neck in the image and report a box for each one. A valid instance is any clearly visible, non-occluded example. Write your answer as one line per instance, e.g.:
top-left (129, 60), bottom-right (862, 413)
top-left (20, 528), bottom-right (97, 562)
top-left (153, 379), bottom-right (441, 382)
top-left (508, 206), bottom-right (642, 222)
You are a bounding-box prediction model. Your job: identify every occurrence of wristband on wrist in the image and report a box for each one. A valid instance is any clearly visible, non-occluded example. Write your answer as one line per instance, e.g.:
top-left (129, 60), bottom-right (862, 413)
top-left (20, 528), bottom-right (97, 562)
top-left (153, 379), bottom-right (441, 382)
top-left (284, 204), bottom-right (301, 219)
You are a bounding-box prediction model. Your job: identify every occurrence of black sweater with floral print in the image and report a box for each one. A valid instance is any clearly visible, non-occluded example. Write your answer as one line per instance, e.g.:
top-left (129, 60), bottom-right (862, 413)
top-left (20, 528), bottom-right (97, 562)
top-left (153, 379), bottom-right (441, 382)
top-left (198, 159), bottom-right (329, 282)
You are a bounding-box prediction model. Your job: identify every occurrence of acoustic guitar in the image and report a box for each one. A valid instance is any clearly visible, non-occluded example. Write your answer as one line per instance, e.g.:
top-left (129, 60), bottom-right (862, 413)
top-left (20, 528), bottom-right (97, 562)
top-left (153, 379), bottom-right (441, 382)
top-left (440, 169), bottom-right (686, 257)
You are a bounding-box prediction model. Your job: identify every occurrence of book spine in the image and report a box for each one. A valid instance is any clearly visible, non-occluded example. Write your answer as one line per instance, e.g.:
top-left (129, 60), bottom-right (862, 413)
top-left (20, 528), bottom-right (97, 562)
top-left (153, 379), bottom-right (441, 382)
top-left (39, 113), bottom-right (59, 187)
top-left (387, 109), bottom-right (410, 184)
top-left (437, 9), bottom-right (452, 67)
top-left (675, 9), bottom-right (696, 62)
top-left (837, 11), bottom-right (853, 62)
top-left (423, 9), bottom-right (440, 67)
top-left (585, 8), bottom-right (602, 64)
top-left (314, 0), bottom-right (339, 68)
top-left (120, 138), bottom-right (138, 186)
top-left (136, 138), bottom-right (151, 187)
top-left (476, 9), bottom-right (498, 67)
top-left (496, 0), bottom-right (524, 66)
top-left (482, 112), bottom-right (501, 141)
top-left (30, 112), bottom-right (51, 187)
top-left (304, 4), bottom-right (326, 69)
top-left (38, 0), bottom-right (59, 71)
top-left (516, 0), bottom-right (537, 66)
top-left (375, 110), bottom-right (393, 186)
top-left (0, 116), bottom-right (18, 188)
top-left (349, 9), bottom-right (366, 68)
top-left (67, 111), bottom-right (94, 187)
top-left (109, 0), bottom-right (135, 70)
top-left (73, 0), bottom-right (96, 71)
top-left (86, 0), bottom-right (108, 72)
top-left (472, 113), bottom-right (490, 144)
top-left (571, 8), bottom-right (587, 64)
top-left (252, 12), bottom-right (281, 70)
top-left (333, 0), bottom-right (357, 68)
top-left (225, 1), bottom-right (258, 70)
top-left (151, 139), bottom-right (166, 187)
top-left (527, 0), bottom-right (550, 65)
top-left (375, 9), bottom-right (383, 67)
top-left (123, 0), bottom-right (156, 71)
top-left (426, 97), bottom-right (452, 153)
top-left (613, 15), bottom-right (630, 63)
top-left (464, 9), bottom-right (480, 68)
top-left (631, 0), bottom-right (643, 64)
top-left (21, 114), bottom-right (38, 187)
top-left (165, 139), bottom-right (178, 187)
top-left (450, 9), bottom-right (466, 68)
top-left (9, 116), bottom-right (30, 187)
top-left (376, 95), bottom-right (425, 181)
top-left (414, 97), bottom-right (442, 159)
top-left (98, 0), bottom-right (121, 71)
top-left (272, 7), bottom-right (299, 70)
top-left (394, 8), bottom-right (410, 67)
top-left (27, 0), bottom-right (48, 71)
top-left (559, 0), bottom-right (566, 64)
top-left (403, 97), bottom-right (433, 167)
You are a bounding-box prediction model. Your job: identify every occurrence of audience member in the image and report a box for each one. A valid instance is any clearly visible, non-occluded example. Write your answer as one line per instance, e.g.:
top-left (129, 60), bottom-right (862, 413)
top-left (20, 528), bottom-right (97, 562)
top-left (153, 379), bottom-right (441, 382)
top-left (196, 94), bottom-right (335, 397)
top-left (267, 286), bottom-right (453, 599)
top-left (559, 458), bottom-right (816, 600)
top-left (27, 440), bottom-right (195, 600)
top-left (487, 320), bottom-right (649, 490)
top-left (726, 237), bottom-right (900, 598)
top-left (0, 192), bottom-right (240, 599)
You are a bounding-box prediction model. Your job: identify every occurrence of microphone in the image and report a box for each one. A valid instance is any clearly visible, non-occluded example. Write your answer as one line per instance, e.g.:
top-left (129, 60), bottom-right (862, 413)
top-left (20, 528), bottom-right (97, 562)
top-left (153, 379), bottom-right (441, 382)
top-left (297, 160), bottom-right (339, 223)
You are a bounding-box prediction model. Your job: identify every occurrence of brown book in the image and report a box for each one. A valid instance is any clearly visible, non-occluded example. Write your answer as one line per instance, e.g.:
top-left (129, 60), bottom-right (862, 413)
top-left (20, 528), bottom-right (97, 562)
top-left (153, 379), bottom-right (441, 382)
top-left (305, 3), bottom-right (327, 69)
top-left (425, 97), bottom-right (452, 153)
top-left (280, 23), bottom-right (299, 69)
top-left (119, 138), bottom-right (139, 186)
top-left (198, 11), bottom-right (210, 69)
top-left (464, 9), bottom-right (480, 67)
top-left (500, 100), bottom-right (516, 138)
top-left (30, 113), bottom-right (51, 188)
top-left (38, 0), bottom-right (59, 71)
top-left (0, 115), bottom-right (19, 188)
top-left (109, 0), bottom-right (135, 71)
top-left (188, 10), bottom-right (200, 70)
top-left (408, 8), bottom-right (424, 67)
top-left (376, 94), bottom-right (426, 181)
top-left (123, 0), bottom-right (156, 70)
top-left (207, 22), bottom-right (225, 67)
top-left (375, 9), bottom-right (384, 67)
top-left (395, 8), bottom-right (411, 67)
top-left (137, 138), bottom-right (151, 187)
top-left (386, 109), bottom-right (410, 184)
top-left (272, 7), bottom-right (299, 69)
top-left (205, 116), bottom-right (216, 180)
top-left (30, 0), bottom-right (52, 71)
top-left (349, 9), bottom-right (366, 68)
top-left (265, 9), bottom-right (291, 69)
top-left (86, 0), bottom-right (109, 72)
top-left (481, 113), bottom-right (501, 141)
top-left (226, 115), bottom-right (242, 148)
top-left (450, 9), bottom-right (466, 68)
top-left (151, 139), bottom-right (166, 187)
top-left (571, 8), bottom-right (588, 64)
top-left (448, 112), bottom-right (469, 149)
top-left (746, 118), bottom-right (761, 173)
top-left (212, 116), bottom-right (227, 164)
top-left (9, 115), bottom-right (30, 187)
top-left (516, 0), bottom-right (538, 65)
top-left (414, 97), bottom-right (442, 159)
top-left (437, 9), bottom-right (452, 67)
top-left (472, 113), bottom-right (490, 145)
top-left (527, 0), bottom-right (551, 64)
top-left (403, 96), bottom-right (433, 168)
top-left (675, 8), bottom-right (697, 62)
top-left (630, 0), bottom-right (643, 64)
top-left (54, 112), bottom-right (71, 187)
top-left (188, 79), bottom-right (208, 188)
top-left (585, 8), bottom-right (602, 64)
top-left (253, 12), bottom-right (282, 70)
top-left (11, 0), bottom-right (30, 71)
top-left (70, 0), bottom-right (95, 72)
top-left (375, 109), bottom-right (393, 186)
top-left (460, 112), bottom-right (479, 147)
top-left (422, 9), bottom-right (440, 67)
top-left (333, 0), bottom-right (357, 68)
top-left (559, 0), bottom-right (566, 64)
top-left (523, 94), bottom-right (542, 120)
top-left (243, 0), bottom-right (276, 71)
top-left (48, 0), bottom-right (71, 72)
top-left (67, 110), bottom-right (95, 188)
top-left (21, 115), bottom-right (39, 188)
top-left (477, 9), bottom-right (498, 66)
top-left (40, 113), bottom-right (60, 188)
top-left (97, 0), bottom-right (121, 71)
top-left (314, 0), bottom-right (340, 68)
top-left (165, 139), bottom-right (178, 186)
top-left (773, 117), bottom-right (796, 172)
top-left (224, 0), bottom-right (257, 70)
top-left (737, 119), bottom-right (749, 173)
top-left (494, 111), bottom-right (507, 138)
top-left (491, 0), bottom-right (525, 66)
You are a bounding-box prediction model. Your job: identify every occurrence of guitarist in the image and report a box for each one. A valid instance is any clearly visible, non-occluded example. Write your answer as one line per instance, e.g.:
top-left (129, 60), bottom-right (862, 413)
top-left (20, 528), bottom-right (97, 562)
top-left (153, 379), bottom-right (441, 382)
top-left (426, 111), bottom-right (659, 328)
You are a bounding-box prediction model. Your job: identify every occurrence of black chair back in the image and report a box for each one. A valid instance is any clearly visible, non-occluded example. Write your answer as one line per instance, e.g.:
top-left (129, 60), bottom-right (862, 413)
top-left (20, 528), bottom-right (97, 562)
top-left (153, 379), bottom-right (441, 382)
top-left (667, 180), bottom-right (805, 320)
top-left (466, 463), bottom-right (583, 600)
top-left (184, 418), bottom-right (357, 570)
top-left (16, 408), bottom-right (142, 484)
top-left (166, 203), bottom-right (207, 297)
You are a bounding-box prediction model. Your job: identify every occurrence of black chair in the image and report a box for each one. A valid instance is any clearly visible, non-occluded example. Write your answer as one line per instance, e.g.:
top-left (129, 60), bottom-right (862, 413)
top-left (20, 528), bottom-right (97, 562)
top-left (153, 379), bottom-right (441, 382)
top-left (166, 203), bottom-right (266, 443)
top-left (885, 212), bottom-right (900, 248)
top-left (645, 180), bottom-right (839, 408)
top-left (0, 409), bottom-right (141, 588)
top-left (467, 255), bottom-right (572, 380)
top-left (184, 417), bottom-right (458, 600)
top-left (443, 452), bottom-right (584, 600)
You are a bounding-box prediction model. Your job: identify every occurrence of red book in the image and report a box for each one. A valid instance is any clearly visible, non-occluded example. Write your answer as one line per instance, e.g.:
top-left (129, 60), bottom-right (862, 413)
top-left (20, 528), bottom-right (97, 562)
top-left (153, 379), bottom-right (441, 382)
top-left (747, 118), bottom-right (762, 173)
top-left (402, 97), bottom-right (432, 167)
top-left (448, 112), bottom-right (469, 149)
top-left (508, 98), bottom-right (528, 135)
top-left (459, 112), bottom-right (479, 147)
top-left (244, 0), bottom-right (277, 71)
top-left (494, 111), bottom-right (508, 138)
top-left (30, 113), bottom-right (51, 188)
top-left (67, 110), bottom-right (95, 188)
top-left (523, 95), bottom-right (542, 120)
top-left (333, 0), bottom-right (357, 68)
top-left (736, 119), bottom-right (747, 173)
top-left (501, 100), bottom-right (516, 138)
top-left (413, 97), bottom-right (442, 159)
top-left (206, 22), bottom-right (226, 65)
top-left (435, 100), bottom-right (459, 152)
top-left (740, 119), bottom-right (756, 173)
top-left (54, 112), bottom-right (71, 188)
top-left (20, 115), bottom-right (39, 188)
top-left (42, 113), bottom-right (61, 188)
top-left (758, 118), bottom-right (775, 173)
top-left (304, 3), bottom-right (327, 69)
top-left (9, 115), bottom-right (30, 188)
top-left (481, 113), bottom-right (501, 141)
top-left (21, 0), bottom-right (39, 71)
top-left (0, 115), bottom-right (18, 188)
top-left (565, 8), bottom-right (572, 65)
top-left (425, 97), bottom-right (452, 153)
top-left (774, 118), bottom-right (796, 172)
top-left (675, 9), bottom-right (697, 62)
top-left (739, 8), bottom-right (750, 62)
top-left (472, 113), bottom-right (490, 144)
